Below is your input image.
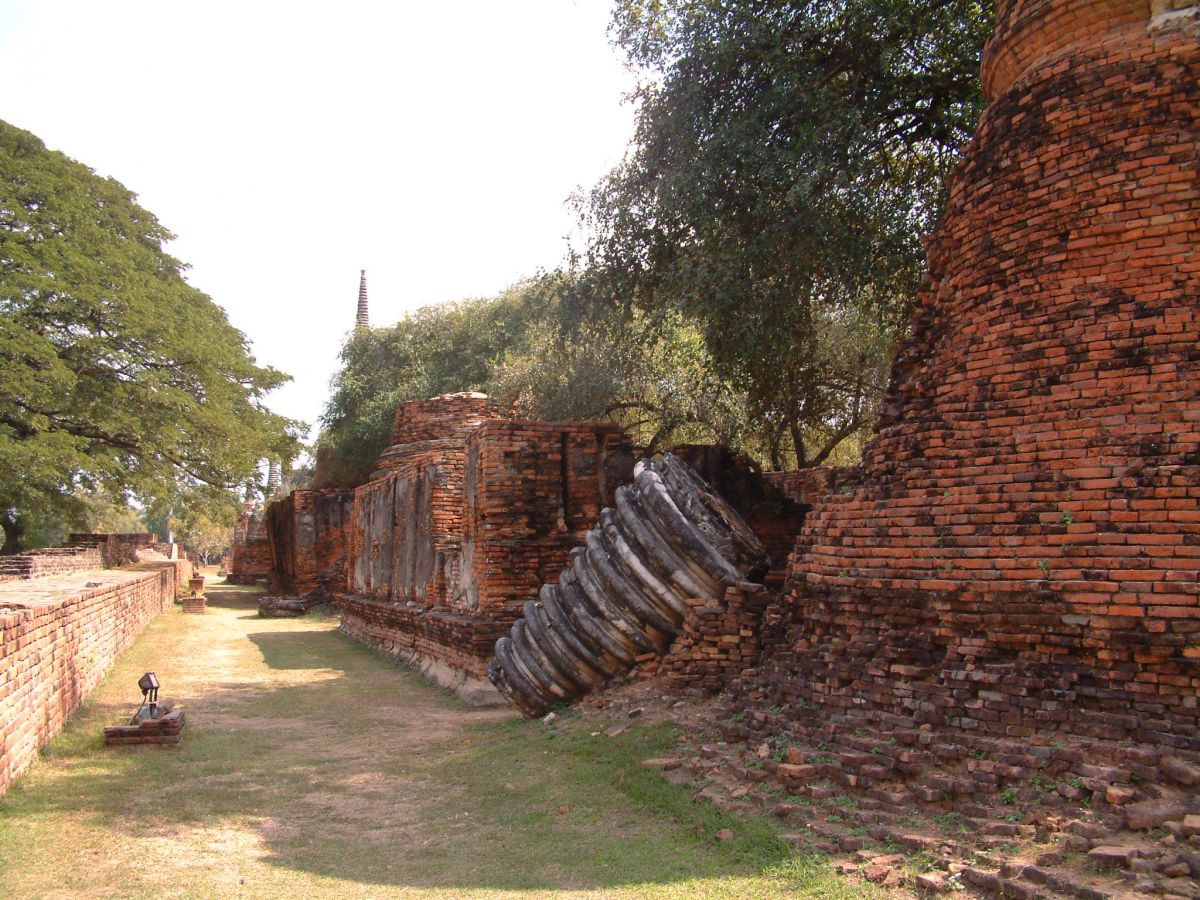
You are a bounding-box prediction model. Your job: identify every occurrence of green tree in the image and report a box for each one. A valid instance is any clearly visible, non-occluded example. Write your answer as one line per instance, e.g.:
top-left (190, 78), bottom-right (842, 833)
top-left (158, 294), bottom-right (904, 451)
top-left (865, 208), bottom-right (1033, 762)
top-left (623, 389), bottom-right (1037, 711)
top-left (316, 272), bottom-right (762, 485)
top-left (0, 120), bottom-right (301, 552)
top-left (580, 0), bottom-right (993, 466)
top-left (172, 508), bottom-right (234, 566)
top-left (489, 304), bottom-right (752, 455)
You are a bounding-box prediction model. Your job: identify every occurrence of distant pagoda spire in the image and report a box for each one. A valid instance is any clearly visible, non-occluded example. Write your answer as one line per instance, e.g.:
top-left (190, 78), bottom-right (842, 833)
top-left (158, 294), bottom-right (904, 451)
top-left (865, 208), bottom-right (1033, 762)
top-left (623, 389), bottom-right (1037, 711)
top-left (355, 269), bottom-right (369, 332)
top-left (267, 459), bottom-right (281, 492)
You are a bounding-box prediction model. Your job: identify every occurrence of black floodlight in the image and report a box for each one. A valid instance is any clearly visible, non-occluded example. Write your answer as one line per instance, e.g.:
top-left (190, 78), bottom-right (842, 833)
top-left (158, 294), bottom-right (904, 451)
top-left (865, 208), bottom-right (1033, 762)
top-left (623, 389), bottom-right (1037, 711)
top-left (138, 671), bottom-right (160, 718)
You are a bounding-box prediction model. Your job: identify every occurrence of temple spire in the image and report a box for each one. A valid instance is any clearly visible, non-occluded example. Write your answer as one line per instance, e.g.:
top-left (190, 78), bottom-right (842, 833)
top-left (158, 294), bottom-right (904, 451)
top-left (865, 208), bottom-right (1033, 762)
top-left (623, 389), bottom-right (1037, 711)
top-left (355, 269), bottom-right (369, 332)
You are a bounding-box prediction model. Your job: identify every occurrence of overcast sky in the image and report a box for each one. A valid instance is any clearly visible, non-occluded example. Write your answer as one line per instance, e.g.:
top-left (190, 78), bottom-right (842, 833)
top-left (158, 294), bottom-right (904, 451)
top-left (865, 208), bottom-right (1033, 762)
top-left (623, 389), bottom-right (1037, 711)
top-left (0, 0), bottom-right (637, 445)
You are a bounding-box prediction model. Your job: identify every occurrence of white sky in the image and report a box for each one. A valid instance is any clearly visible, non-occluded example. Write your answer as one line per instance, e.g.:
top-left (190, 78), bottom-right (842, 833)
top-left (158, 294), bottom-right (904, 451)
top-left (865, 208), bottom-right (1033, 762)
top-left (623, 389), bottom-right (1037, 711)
top-left (0, 0), bottom-right (638, 445)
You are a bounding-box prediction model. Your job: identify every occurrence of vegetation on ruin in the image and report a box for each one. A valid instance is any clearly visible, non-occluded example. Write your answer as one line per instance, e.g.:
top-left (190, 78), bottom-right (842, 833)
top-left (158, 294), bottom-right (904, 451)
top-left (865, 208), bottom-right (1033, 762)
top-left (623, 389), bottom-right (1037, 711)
top-left (314, 273), bottom-right (763, 487)
top-left (0, 576), bottom-right (887, 898)
top-left (0, 120), bottom-right (301, 552)
top-left (315, 1), bottom-right (994, 481)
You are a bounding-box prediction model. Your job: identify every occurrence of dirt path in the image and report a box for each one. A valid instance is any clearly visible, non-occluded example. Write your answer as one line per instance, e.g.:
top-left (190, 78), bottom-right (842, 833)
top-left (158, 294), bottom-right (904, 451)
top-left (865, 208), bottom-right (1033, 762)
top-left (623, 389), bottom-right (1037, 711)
top-left (0, 577), bottom-right (882, 899)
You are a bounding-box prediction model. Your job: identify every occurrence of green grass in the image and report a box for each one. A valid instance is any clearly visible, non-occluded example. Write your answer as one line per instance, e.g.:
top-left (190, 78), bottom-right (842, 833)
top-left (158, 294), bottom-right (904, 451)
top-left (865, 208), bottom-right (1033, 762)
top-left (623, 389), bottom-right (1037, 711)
top-left (0, 577), bottom-right (891, 898)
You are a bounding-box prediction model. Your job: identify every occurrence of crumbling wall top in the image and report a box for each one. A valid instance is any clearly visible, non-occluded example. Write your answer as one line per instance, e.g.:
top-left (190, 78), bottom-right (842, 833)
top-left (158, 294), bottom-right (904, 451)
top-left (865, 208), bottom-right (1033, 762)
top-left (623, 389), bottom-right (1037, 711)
top-left (390, 393), bottom-right (507, 447)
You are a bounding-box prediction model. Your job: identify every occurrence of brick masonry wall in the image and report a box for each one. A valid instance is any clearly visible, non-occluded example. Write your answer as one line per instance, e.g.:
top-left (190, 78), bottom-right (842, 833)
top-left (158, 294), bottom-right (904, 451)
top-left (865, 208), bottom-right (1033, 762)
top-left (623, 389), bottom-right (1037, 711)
top-left (0, 547), bottom-right (104, 583)
top-left (227, 515), bottom-right (271, 584)
top-left (267, 489), bottom-right (352, 596)
top-left (0, 560), bottom-right (188, 795)
top-left (764, 467), bottom-right (856, 509)
top-left (462, 420), bottom-right (634, 616)
top-left (68, 533), bottom-right (164, 568)
top-left (335, 394), bottom-right (635, 697)
top-left (759, 3), bottom-right (1200, 747)
top-left (660, 584), bottom-right (774, 694)
top-left (0, 533), bottom-right (174, 584)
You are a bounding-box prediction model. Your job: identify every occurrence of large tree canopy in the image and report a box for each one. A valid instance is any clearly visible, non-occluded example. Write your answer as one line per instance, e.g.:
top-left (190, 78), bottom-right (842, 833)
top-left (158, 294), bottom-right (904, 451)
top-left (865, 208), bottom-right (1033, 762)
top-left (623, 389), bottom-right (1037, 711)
top-left (580, 0), bottom-right (993, 466)
top-left (0, 120), bottom-right (300, 551)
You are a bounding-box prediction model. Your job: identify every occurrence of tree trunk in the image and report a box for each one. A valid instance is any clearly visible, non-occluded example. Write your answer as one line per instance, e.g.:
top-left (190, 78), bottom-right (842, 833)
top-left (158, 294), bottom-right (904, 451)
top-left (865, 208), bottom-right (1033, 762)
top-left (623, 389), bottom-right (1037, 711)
top-left (789, 421), bottom-right (809, 468)
top-left (1, 512), bottom-right (25, 555)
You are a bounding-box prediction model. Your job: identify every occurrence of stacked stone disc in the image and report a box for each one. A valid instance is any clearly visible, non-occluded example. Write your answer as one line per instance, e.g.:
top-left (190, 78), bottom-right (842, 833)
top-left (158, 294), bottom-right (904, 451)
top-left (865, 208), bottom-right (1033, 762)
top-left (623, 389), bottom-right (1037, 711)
top-left (488, 454), bottom-right (768, 717)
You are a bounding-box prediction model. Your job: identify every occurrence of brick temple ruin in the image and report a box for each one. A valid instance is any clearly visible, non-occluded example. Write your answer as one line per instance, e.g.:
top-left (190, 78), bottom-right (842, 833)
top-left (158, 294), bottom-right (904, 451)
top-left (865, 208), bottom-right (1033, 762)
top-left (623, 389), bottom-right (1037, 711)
top-left (743, 0), bottom-right (1200, 747)
top-left (224, 506), bottom-right (272, 585)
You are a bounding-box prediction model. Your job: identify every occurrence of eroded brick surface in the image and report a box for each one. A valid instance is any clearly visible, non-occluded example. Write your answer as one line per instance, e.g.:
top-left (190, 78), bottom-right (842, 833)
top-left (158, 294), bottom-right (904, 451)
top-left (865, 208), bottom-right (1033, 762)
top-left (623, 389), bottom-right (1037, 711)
top-left (0, 533), bottom-right (173, 583)
top-left (266, 489), bottom-right (352, 596)
top-left (327, 393), bottom-right (635, 692)
top-left (226, 512), bottom-right (271, 585)
top-left (757, 2), bottom-right (1200, 746)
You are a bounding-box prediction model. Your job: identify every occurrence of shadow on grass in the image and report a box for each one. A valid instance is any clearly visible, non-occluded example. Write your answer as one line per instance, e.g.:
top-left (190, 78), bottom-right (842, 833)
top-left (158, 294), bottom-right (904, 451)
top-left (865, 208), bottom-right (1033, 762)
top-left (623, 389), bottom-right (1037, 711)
top-left (0, 614), bottom-right (875, 897)
top-left (248, 623), bottom-right (345, 670)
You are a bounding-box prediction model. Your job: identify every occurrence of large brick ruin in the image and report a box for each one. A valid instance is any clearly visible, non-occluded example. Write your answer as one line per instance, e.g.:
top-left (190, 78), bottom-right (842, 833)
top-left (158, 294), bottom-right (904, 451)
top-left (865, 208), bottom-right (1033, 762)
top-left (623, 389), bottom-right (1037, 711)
top-left (266, 488), bottom-right (353, 597)
top-left (255, 1), bottom-right (1196, 774)
top-left (225, 508), bottom-right (272, 585)
top-left (741, 0), bottom-right (1200, 752)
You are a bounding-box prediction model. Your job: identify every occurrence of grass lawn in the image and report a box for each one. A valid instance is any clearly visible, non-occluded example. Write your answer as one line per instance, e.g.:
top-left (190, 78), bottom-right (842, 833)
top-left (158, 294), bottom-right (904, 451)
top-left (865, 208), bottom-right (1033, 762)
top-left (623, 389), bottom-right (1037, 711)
top-left (0, 575), bottom-right (890, 898)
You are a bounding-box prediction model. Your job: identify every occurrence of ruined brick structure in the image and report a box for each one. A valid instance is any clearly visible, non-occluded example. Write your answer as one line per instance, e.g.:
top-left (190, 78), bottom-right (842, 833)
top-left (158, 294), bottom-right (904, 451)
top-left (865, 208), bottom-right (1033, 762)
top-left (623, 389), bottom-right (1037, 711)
top-left (755, 0), bottom-right (1200, 747)
top-left (657, 583), bottom-right (774, 695)
top-left (225, 509), bottom-right (271, 585)
top-left (266, 488), bottom-right (353, 597)
top-left (336, 393), bottom-right (635, 703)
top-left (764, 467), bottom-right (855, 510)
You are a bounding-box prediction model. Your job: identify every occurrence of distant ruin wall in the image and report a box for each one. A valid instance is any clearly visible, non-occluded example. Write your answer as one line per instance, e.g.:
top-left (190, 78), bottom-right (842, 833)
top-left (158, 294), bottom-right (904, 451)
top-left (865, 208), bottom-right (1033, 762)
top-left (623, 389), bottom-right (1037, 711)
top-left (267, 489), bottom-right (353, 596)
top-left (227, 515), bottom-right (271, 585)
top-left (759, 2), bottom-right (1200, 746)
top-left (764, 467), bottom-right (855, 509)
top-left (0, 547), bottom-right (103, 583)
top-left (0, 561), bottom-right (189, 796)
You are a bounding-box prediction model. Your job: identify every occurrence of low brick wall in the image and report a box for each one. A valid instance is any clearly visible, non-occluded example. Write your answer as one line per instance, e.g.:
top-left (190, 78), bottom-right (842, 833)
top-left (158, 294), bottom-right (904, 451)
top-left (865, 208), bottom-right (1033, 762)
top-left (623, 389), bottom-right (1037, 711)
top-left (337, 593), bottom-right (509, 706)
top-left (0, 560), bottom-right (188, 795)
top-left (0, 534), bottom-right (177, 584)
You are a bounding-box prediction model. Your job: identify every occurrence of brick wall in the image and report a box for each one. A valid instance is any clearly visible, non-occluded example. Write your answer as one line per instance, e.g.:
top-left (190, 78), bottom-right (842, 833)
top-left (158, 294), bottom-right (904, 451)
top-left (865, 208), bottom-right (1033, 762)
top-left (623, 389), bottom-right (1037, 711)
top-left (461, 420), bottom-right (633, 616)
top-left (0, 547), bottom-right (103, 583)
top-left (758, 2), bottom-right (1200, 747)
top-left (659, 583), bottom-right (774, 694)
top-left (335, 393), bottom-right (635, 702)
top-left (0, 533), bottom-right (176, 584)
top-left (764, 467), bottom-right (855, 509)
top-left (266, 489), bottom-right (352, 596)
top-left (0, 561), bottom-right (188, 795)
